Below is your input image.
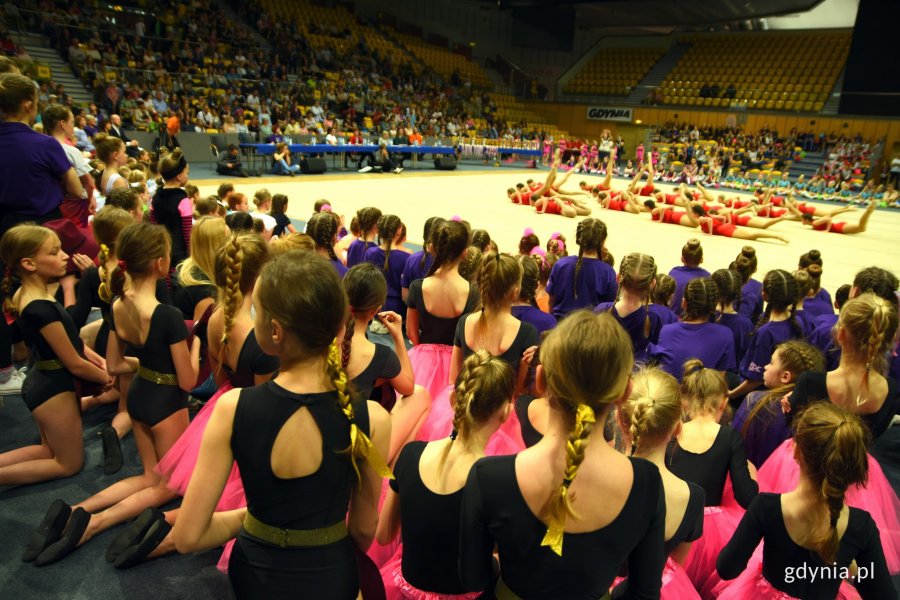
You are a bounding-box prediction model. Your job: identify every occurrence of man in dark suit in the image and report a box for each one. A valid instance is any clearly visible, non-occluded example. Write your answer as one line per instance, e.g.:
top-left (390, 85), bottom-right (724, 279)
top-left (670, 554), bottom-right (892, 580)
top-left (108, 114), bottom-right (141, 158)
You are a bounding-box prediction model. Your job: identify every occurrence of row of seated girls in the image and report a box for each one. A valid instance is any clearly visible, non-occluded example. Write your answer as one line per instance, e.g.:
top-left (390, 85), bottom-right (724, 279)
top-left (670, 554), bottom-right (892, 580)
top-left (1, 174), bottom-right (898, 598)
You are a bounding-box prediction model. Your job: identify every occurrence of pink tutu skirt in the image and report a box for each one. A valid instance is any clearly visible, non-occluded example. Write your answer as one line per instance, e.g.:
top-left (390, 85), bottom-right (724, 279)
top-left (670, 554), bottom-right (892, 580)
top-left (367, 477), bottom-right (401, 569)
top-left (683, 506), bottom-right (745, 599)
top-left (758, 439), bottom-right (900, 573)
top-left (611, 556), bottom-right (700, 599)
top-left (415, 384), bottom-right (525, 456)
top-left (409, 344), bottom-right (453, 408)
top-left (381, 548), bottom-right (482, 600)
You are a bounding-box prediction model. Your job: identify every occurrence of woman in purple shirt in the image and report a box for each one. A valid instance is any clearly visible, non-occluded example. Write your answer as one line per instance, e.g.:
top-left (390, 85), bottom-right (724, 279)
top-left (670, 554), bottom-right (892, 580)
top-left (546, 218), bottom-right (616, 319)
top-left (364, 214), bottom-right (410, 317)
top-left (668, 238), bottom-right (710, 316)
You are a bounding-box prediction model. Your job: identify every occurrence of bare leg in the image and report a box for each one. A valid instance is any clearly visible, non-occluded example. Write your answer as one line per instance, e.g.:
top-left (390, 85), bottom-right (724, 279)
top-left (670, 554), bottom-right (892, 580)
top-left (745, 216), bottom-right (786, 229)
top-left (112, 373), bottom-right (133, 439)
top-left (841, 202), bottom-right (875, 234)
top-left (388, 385), bottom-right (431, 463)
top-left (733, 229), bottom-right (789, 244)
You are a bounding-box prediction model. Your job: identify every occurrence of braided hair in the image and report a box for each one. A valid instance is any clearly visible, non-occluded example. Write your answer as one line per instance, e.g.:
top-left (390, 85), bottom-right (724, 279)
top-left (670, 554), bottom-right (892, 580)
top-left (682, 277), bottom-right (718, 323)
top-left (516, 255), bottom-right (541, 308)
top-left (307, 211), bottom-right (341, 262)
top-left (341, 263), bottom-right (388, 369)
top-left (93, 207), bottom-right (136, 303)
top-left (620, 367), bottom-right (681, 455)
top-left (356, 207), bottom-right (383, 240)
top-left (752, 270), bottom-right (801, 338)
top-left (652, 273), bottom-right (676, 307)
top-left (711, 268), bottom-right (743, 319)
top-left (376, 214), bottom-right (402, 272)
top-left (421, 217), bottom-right (447, 271)
top-left (837, 292), bottom-right (899, 406)
top-left (614, 253), bottom-right (657, 337)
top-left (471, 229), bottom-right (491, 253)
top-left (426, 220), bottom-right (468, 277)
top-left (518, 229), bottom-right (540, 255)
top-left (731, 246), bottom-right (757, 284)
top-left (573, 218), bottom-right (608, 299)
top-left (852, 267), bottom-right (899, 305)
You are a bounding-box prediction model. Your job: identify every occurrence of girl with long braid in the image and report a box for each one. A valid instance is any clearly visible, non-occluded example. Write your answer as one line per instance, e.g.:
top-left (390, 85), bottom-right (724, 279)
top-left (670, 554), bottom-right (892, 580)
top-left (511, 255), bottom-right (557, 335)
top-left (0, 225), bottom-right (111, 487)
top-left (545, 218), bottom-right (616, 319)
top-left (730, 270), bottom-right (803, 400)
top-left (595, 252), bottom-right (661, 364)
top-left (460, 311), bottom-right (666, 598)
top-left (173, 251), bottom-right (392, 598)
top-left (364, 214), bottom-right (410, 320)
top-left (717, 404), bottom-right (893, 599)
top-left (25, 223), bottom-right (201, 566)
top-left (346, 206), bottom-right (382, 268)
top-left (406, 220), bottom-right (480, 403)
top-left (377, 351), bottom-right (515, 600)
top-left (712, 268), bottom-right (754, 367)
top-left (762, 292), bottom-right (900, 572)
top-left (669, 359), bottom-right (758, 598)
top-left (307, 211), bottom-right (347, 277)
top-left (615, 367), bottom-right (705, 599)
top-left (657, 278), bottom-right (737, 380)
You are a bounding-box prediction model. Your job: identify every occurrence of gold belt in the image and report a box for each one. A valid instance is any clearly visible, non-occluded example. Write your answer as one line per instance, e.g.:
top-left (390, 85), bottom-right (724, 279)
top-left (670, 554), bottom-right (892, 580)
top-left (136, 365), bottom-right (178, 386)
top-left (242, 512), bottom-right (347, 548)
top-left (35, 359), bottom-right (64, 371)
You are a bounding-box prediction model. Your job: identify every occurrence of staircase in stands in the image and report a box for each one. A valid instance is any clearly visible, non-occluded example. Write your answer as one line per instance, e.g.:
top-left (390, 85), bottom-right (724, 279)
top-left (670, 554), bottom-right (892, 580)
top-left (12, 32), bottom-right (93, 105)
top-left (629, 42), bottom-right (692, 106)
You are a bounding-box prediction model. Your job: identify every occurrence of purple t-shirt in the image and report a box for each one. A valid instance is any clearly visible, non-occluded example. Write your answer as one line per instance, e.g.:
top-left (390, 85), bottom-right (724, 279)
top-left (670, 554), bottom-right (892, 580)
top-left (739, 278), bottom-right (763, 324)
top-left (546, 255), bottom-right (617, 320)
top-left (594, 302), bottom-right (661, 364)
top-left (795, 309), bottom-right (818, 338)
top-left (346, 239), bottom-right (375, 268)
top-left (511, 305), bottom-right (557, 335)
top-left (717, 312), bottom-right (754, 366)
top-left (401, 251), bottom-right (434, 289)
top-left (0, 122), bottom-right (71, 216)
top-left (740, 320), bottom-right (799, 381)
top-left (808, 321), bottom-right (840, 371)
top-left (649, 303), bottom-right (679, 327)
top-left (330, 258), bottom-right (348, 278)
top-left (803, 288), bottom-right (833, 318)
top-left (658, 321), bottom-right (737, 380)
top-left (731, 390), bottom-right (792, 468)
top-left (668, 266), bottom-right (710, 316)
top-left (364, 246), bottom-right (410, 314)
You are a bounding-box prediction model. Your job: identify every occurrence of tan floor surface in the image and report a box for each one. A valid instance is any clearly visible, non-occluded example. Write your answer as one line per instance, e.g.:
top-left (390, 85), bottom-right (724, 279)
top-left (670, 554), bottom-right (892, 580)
top-left (194, 169), bottom-right (900, 296)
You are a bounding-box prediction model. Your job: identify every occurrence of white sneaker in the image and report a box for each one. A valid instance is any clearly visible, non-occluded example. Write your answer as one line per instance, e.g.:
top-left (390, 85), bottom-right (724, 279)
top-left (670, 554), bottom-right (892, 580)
top-left (393, 167), bottom-right (403, 174)
top-left (358, 166), bottom-right (373, 173)
top-left (0, 367), bottom-right (26, 396)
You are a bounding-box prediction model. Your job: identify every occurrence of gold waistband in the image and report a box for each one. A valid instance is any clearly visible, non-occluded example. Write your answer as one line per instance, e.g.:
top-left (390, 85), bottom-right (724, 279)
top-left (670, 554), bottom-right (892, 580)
top-left (35, 359), bottom-right (64, 371)
top-left (242, 512), bottom-right (347, 548)
top-left (136, 365), bottom-right (178, 386)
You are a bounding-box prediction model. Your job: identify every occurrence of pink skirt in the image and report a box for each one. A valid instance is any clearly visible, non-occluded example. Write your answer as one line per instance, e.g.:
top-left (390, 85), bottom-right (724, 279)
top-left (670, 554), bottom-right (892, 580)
top-left (381, 548), bottom-right (481, 600)
top-left (713, 551), bottom-right (862, 600)
top-left (683, 506), bottom-right (745, 599)
top-left (409, 344), bottom-right (453, 410)
top-left (366, 477), bottom-right (401, 569)
top-left (610, 556), bottom-right (699, 599)
top-left (758, 439), bottom-right (900, 573)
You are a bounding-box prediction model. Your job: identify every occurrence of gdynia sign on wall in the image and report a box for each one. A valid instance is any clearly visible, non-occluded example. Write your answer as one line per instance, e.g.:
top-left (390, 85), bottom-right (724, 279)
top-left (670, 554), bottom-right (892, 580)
top-left (586, 107), bottom-right (633, 122)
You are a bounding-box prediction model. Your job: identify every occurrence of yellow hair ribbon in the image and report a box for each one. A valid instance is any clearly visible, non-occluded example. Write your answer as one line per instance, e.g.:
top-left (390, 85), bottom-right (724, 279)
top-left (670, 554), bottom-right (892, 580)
top-left (348, 422), bottom-right (394, 482)
top-left (99, 243), bottom-right (110, 254)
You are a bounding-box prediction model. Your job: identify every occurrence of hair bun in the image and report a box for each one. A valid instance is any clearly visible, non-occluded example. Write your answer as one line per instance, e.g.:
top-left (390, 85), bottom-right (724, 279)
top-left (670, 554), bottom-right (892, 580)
top-left (741, 246), bottom-right (756, 258)
top-left (523, 227), bottom-right (535, 237)
top-left (806, 263), bottom-right (823, 277)
top-left (682, 358), bottom-right (704, 376)
top-left (687, 238), bottom-right (701, 249)
top-left (809, 249), bottom-right (821, 260)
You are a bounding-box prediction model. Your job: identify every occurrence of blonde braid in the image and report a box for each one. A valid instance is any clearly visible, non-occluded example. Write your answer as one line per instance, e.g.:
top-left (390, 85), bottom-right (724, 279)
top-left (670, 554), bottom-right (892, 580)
top-left (326, 340), bottom-right (392, 482)
top-left (627, 398), bottom-right (652, 455)
top-left (541, 403), bottom-right (596, 556)
top-left (218, 237), bottom-right (244, 371)
top-left (858, 302), bottom-right (887, 406)
top-left (97, 244), bottom-right (112, 303)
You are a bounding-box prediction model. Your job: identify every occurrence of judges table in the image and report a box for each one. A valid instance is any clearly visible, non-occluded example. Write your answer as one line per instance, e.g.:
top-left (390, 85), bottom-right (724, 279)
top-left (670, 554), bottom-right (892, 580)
top-left (240, 143), bottom-right (457, 172)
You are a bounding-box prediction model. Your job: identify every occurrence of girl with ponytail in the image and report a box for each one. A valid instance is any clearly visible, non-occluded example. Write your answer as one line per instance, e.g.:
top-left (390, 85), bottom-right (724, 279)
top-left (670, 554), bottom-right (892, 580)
top-left (173, 251), bottom-right (392, 599)
top-left (546, 217), bottom-right (616, 319)
top-left (717, 404), bottom-right (892, 599)
top-left (377, 351), bottom-right (514, 600)
top-left (668, 359), bottom-right (758, 597)
top-left (731, 269), bottom-right (802, 400)
top-left (595, 252), bottom-right (661, 364)
top-left (616, 367), bottom-right (705, 599)
top-left (657, 277), bottom-right (737, 380)
top-left (401, 216), bottom-right (445, 302)
top-left (460, 311), bottom-right (666, 598)
top-left (512, 255), bottom-right (557, 335)
top-left (346, 206), bottom-right (382, 268)
top-left (760, 292), bottom-right (900, 572)
top-left (0, 225), bottom-right (111, 487)
top-left (406, 220), bottom-right (480, 403)
top-left (712, 268), bottom-right (754, 366)
top-left (364, 214), bottom-right (410, 319)
top-left (25, 223), bottom-right (201, 567)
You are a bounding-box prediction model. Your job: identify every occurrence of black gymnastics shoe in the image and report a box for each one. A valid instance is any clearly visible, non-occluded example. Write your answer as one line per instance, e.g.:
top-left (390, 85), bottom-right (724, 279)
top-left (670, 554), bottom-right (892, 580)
top-left (113, 516), bottom-right (172, 569)
top-left (22, 499), bottom-right (71, 562)
top-left (106, 508), bottom-right (164, 563)
top-left (101, 426), bottom-right (123, 475)
top-left (33, 508), bottom-right (90, 567)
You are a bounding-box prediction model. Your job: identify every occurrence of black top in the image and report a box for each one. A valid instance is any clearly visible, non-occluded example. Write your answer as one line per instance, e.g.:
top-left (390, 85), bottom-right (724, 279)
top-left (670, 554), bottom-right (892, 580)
top-left (390, 441), bottom-right (468, 594)
top-left (232, 381), bottom-right (370, 529)
top-left (460, 455), bottom-right (666, 599)
top-left (152, 187), bottom-right (190, 265)
top-left (667, 425), bottom-right (758, 508)
top-left (172, 266), bottom-right (217, 320)
top-left (454, 314), bottom-right (540, 379)
top-left (68, 265), bottom-right (172, 328)
top-left (664, 481), bottom-right (706, 556)
top-left (717, 493), bottom-right (894, 600)
top-left (223, 331), bottom-right (280, 388)
top-left (109, 302), bottom-right (187, 375)
top-left (514, 394), bottom-right (543, 448)
top-left (351, 342), bottom-right (401, 400)
top-left (406, 279), bottom-right (479, 345)
top-left (272, 212), bottom-right (291, 237)
top-left (789, 371), bottom-right (899, 439)
top-left (19, 299), bottom-right (83, 361)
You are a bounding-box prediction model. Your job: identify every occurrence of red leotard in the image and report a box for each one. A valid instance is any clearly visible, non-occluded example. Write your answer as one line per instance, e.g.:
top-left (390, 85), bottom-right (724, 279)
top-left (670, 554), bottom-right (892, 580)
top-left (664, 210), bottom-right (686, 225)
top-left (725, 198), bottom-right (752, 209)
top-left (639, 183), bottom-right (655, 197)
top-left (734, 214), bottom-right (752, 227)
top-left (544, 199), bottom-right (562, 215)
top-left (598, 182), bottom-right (611, 191)
top-left (609, 189), bottom-right (622, 199)
top-left (831, 222), bottom-right (846, 234)
top-left (713, 221), bottom-right (737, 237)
top-left (771, 195), bottom-right (784, 206)
top-left (529, 183), bottom-right (543, 192)
top-left (763, 207), bottom-right (787, 218)
top-left (796, 202), bottom-right (816, 216)
top-left (607, 199), bottom-right (626, 212)
top-left (664, 193), bottom-right (680, 205)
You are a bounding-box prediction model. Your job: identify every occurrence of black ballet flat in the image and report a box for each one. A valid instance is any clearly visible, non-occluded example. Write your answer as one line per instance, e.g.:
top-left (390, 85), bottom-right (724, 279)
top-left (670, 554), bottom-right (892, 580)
top-left (113, 517), bottom-right (172, 569)
top-left (22, 499), bottom-right (71, 562)
top-left (106, 508), bottom-right (163, 563)
top-left (101, 426), bottom-right (123, 475)
top-left (33, 507), bottom-right (90, 567)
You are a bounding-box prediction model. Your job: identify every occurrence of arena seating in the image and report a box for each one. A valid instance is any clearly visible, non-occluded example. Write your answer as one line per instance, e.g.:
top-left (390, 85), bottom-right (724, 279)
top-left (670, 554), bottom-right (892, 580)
top-left (563, 47), bottom-right (666, 96)
top-left (385, 26), bottom-right (492, 89)
top-left (658, 31), bottom-right (851, 111)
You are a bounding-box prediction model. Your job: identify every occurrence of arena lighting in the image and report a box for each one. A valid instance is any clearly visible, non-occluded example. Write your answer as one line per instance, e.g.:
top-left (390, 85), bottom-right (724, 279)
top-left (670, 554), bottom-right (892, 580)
top-left (635, 119), bottom-right (643, 124)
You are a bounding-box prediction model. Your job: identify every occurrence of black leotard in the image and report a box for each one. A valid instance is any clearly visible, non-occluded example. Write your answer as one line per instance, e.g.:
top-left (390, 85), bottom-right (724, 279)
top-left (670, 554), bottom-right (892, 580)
top-left (514, 394), bottom-right (543, 448)
top-left (665, 481), bottom-right (705, 556)
top-left (667, 425), bottom-right (758, 509)
top-left (351, 342), bottom-right (400, 400)
top-left (454, 314), bottom-right (540, 379)
top-left (222, 332), bottom-right (279, 388)
top-left (460, 454), bottom-right (666, 599)
top-left (18, 300), bottom-right (82, 411)
top-left (110, 301), bottom-right (188, 427)
top-left (228, 381), bottom-right (370, 600)
top-left (717, 493), bottom-right (893, 599)
top-left (406, 279), bottom-right (479, 345)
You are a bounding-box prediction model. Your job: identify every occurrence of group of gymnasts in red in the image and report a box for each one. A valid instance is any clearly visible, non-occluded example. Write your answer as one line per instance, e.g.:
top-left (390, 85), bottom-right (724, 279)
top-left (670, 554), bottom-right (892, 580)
top-left (507, 153), bottom-right (877, 240)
